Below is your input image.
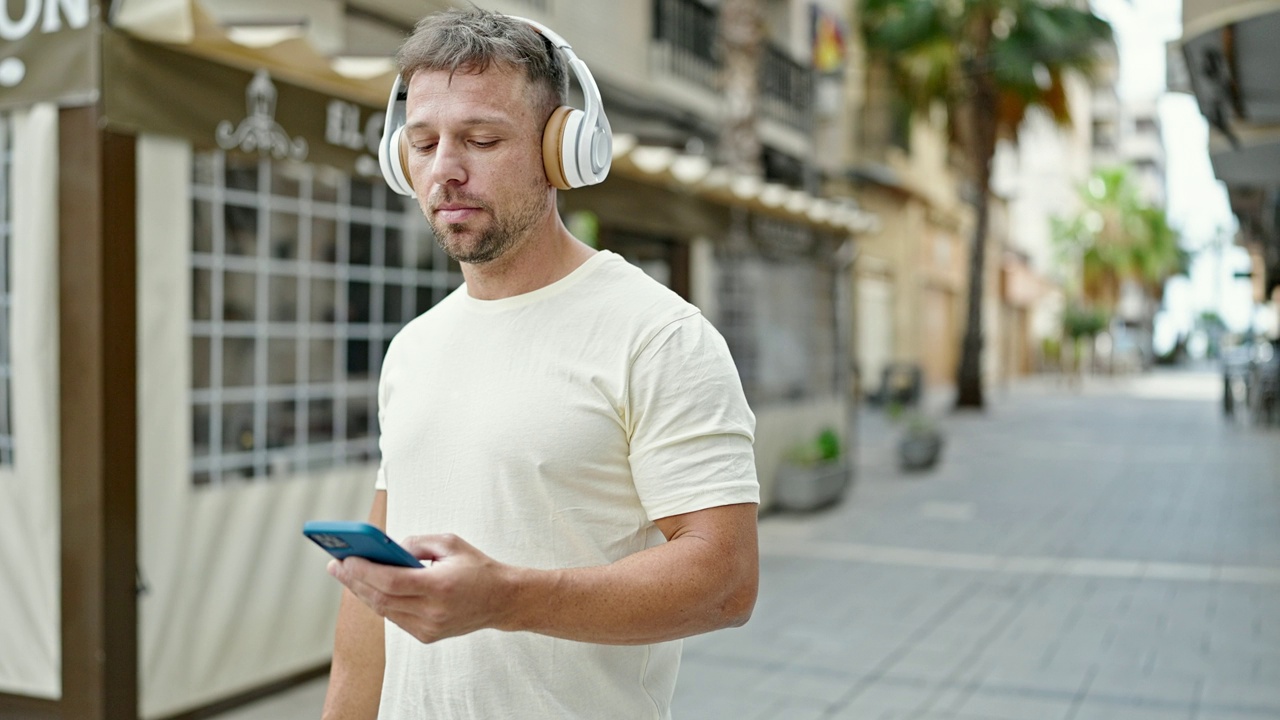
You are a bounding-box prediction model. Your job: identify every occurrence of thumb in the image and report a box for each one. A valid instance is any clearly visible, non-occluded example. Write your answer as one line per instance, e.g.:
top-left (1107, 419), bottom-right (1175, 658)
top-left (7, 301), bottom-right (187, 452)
top-left (400, 533), bottom-right (467, 563)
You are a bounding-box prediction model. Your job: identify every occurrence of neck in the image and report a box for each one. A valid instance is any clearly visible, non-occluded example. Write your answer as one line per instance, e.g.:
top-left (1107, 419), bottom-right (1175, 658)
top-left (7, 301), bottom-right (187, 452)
top-left (460, 214), bottom-right (596, 300)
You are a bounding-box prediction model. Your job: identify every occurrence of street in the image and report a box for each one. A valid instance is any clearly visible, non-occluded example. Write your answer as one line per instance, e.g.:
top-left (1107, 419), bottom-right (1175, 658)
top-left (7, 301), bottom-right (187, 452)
top-left (218, 369), bottom-right (1280, 720)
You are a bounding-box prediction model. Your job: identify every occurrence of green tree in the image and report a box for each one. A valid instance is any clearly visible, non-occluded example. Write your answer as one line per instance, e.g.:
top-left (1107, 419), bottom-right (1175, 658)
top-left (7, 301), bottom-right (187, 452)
top-left (1052, 166), bottom-right (1188, 314)
top-left (860, 0), bottom-right (1112, 408)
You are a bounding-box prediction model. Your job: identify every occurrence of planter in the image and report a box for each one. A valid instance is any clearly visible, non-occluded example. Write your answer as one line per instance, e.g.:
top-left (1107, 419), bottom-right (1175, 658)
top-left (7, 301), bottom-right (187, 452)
top-left (898, 430), bottom-right (943, 472)
top-left (774, 459), bottom-right (850, 511)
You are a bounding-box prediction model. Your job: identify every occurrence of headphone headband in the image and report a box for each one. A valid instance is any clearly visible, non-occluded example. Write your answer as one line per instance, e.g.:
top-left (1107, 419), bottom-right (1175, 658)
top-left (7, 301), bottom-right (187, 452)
top-left (377, 14), bottom-right (612, 196)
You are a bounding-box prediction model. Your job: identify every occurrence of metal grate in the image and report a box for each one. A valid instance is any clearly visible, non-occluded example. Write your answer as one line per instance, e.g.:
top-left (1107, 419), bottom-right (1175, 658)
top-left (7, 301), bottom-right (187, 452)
top-left (717, 215), bottom-right (838, 404)
top-left (0, 115), bottom-right (11, 467)
top-left (190, 151), bottom-right (461, 485)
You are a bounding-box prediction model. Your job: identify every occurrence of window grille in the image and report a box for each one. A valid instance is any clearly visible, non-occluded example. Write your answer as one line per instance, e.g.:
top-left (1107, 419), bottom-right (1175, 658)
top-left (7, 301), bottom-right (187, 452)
top-left (0, 115), bottom-right (12, 467)
top-left (717, 215), bottom-right (839, 404)
top-left (190, 151), bottom-right (461, 485)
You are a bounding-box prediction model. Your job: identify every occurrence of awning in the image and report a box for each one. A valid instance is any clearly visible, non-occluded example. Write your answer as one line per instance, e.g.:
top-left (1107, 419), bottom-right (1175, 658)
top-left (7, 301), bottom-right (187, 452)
top-left (609, 135), bottom-right (879, 235)
top-left (1209, 133), bottom-right (1280, 186)
top-left (1181, 2), bottom-right (1280, 127)
top-left (1182, 0), bottom-right (1280, 42)
top-left (111, 0), bottom-right (396, 107)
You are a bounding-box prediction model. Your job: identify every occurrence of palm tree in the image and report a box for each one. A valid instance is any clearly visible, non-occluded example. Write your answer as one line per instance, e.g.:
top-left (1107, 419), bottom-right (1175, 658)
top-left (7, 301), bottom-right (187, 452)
top-left (860, 0), bottom-right (1112, 408)
top-left (1053, 166), bottom-right (1188, 363)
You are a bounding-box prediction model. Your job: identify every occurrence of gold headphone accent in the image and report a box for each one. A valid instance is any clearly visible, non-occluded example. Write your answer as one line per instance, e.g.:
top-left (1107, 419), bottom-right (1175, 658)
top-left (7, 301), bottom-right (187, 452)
top-left (541, 106), bottom-right (573, 190)
top-left (397, 132), bottom-right (415, 191)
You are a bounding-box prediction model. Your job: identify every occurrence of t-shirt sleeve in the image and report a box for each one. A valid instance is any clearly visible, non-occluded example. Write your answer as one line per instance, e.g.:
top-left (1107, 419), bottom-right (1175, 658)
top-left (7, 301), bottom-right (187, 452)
top-left (627, 312), bottom-right (759, 520)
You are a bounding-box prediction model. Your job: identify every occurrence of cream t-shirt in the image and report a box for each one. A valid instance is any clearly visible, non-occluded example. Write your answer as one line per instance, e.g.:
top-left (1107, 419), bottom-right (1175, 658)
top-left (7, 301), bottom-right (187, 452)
top-left (374, 250), bottom-right (758, 719)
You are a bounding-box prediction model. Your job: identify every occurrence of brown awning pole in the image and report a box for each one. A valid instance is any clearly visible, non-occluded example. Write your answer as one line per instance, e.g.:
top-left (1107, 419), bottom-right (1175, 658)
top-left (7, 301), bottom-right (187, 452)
top-left (59, 104), bottom-right (139, 720)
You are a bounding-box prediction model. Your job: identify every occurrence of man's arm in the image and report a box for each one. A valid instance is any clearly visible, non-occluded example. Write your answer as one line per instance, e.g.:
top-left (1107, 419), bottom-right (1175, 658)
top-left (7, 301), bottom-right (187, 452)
top-left (321, 491), bottom-right (388, 720)
top-left (328, 502), bottom-right (759, 646)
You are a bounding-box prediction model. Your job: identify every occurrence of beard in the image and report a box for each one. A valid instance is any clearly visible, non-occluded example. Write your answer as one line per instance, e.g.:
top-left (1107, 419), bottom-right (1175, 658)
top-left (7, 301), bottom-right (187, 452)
top-left (426, 178), bottom-right (551, 265)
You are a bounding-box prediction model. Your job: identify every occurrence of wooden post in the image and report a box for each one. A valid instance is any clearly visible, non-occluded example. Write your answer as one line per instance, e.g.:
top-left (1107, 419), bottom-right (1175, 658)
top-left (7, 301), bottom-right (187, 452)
top-left (58, 106), bottom-right (138, 720)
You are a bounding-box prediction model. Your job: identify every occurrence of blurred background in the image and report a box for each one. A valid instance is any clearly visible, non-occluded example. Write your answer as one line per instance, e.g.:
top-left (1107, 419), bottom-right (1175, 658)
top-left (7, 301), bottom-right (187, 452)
top-left (0, 0), bottom-right (1277, 718)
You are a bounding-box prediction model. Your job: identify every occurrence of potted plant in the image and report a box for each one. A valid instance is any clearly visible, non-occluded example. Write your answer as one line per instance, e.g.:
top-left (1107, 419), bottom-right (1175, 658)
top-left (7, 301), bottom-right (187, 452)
top-left (897, 411), bottom-right (943, 472)
top-left (774, 428), bottom-right (850, 511)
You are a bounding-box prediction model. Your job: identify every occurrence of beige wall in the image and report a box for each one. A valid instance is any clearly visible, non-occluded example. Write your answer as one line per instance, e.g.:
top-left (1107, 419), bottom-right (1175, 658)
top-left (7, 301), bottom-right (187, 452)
top-left (0, 103), bottom-right (61, 701)
top-left (853, 181), bottom-right (976, 391)
top-left (754, 395), bottom-right (846, 509)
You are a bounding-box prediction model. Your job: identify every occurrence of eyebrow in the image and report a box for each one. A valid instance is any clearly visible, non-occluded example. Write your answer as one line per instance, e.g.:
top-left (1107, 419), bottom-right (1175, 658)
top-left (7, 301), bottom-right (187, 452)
top-left (404, 117), bottom-right (513, 133)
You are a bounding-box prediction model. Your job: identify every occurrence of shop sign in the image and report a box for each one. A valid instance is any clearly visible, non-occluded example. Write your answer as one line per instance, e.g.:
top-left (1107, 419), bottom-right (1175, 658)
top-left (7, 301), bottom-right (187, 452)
top-left (0, 0), bottom-right (96, 109)
top-left (324, 98), bottom-right (385, 177)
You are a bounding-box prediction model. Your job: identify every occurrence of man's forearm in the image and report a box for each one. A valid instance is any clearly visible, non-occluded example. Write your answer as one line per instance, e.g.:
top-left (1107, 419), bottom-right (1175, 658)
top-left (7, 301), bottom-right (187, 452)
top-left (498, 503), bottom-right (759, 645)
top-left (323, 492), bottom-right (388, 719)
top-left (323, 577), bottom-right (386, 719)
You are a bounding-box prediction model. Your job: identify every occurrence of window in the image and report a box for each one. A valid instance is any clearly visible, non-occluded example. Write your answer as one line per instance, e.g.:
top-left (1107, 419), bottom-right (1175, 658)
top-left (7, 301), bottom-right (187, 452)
top-left (0, 115), bottom-right (11, 467)
top-left (717, 216), bottom-right (839, 404)
top-left (190, 151), bottom-right (461, 485)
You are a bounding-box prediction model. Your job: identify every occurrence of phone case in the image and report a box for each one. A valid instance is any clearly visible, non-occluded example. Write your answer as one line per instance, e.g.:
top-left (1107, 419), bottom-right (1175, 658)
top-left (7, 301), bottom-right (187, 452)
top-left (303, 521), bottom-right (424, 568)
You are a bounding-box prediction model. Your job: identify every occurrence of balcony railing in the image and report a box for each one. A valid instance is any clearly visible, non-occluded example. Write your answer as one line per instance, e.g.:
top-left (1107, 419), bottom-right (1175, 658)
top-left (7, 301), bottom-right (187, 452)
top-left (651, 0), bottom-right (814, 132)
top-left (761, 44), bottom-right (814, 132)
top-left (651, 0), bottom-right (719, 91)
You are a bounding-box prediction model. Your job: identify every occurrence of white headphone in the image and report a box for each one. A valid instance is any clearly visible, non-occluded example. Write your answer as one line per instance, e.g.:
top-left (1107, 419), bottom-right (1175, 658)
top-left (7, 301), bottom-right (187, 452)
top-left (378, 15), bottom-right (613, 196)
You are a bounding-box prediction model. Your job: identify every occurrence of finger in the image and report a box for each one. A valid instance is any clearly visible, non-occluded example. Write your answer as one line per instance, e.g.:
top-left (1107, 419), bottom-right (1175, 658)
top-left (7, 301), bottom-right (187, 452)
top-left (328, 555), bottom-right (376, 584)
top-left (331, 557), bottom-right (399, 594)
top-left (338, 569), bottom-right (419, 617)
top-left (335, 556), bottom-right (435, 601)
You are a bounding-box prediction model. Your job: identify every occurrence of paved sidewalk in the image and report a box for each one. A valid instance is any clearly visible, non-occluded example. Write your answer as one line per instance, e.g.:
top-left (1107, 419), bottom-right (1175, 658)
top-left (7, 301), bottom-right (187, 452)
top-left (215, 369), bottom-right (1280, 719)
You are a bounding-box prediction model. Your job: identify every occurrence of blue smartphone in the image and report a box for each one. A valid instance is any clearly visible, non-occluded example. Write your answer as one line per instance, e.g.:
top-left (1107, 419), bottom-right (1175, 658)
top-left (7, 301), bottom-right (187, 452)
top-left (303, 521), bottom-right (424, 568)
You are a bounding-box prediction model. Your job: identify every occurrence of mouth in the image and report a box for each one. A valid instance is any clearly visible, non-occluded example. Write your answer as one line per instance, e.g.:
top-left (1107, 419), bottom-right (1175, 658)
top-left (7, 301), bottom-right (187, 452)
top-left (431, 200), bottom-right (486, 225)
top-left (435, 208), bottom-right (480, 224)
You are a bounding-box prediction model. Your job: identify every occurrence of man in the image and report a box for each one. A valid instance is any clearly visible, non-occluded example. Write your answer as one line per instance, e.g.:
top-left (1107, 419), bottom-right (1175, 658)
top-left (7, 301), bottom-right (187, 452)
top-left (323, 9), bottom-right (760, 719)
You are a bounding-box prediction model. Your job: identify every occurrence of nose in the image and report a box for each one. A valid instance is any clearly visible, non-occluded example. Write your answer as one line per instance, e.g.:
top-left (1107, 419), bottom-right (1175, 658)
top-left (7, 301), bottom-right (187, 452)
top-left (427, 137), bottom-right (467, 187)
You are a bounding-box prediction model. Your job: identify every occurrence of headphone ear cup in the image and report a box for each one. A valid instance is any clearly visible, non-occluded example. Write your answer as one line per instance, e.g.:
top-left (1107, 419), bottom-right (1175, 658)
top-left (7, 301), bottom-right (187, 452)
top-left (542, 106), bottom-right (575, 190)
top-left (557, 108), bottom-right (586, 188)
top-left (395, 128), bottom-right (414, 194)
top-left (379, 124), bottom-right (414, 197)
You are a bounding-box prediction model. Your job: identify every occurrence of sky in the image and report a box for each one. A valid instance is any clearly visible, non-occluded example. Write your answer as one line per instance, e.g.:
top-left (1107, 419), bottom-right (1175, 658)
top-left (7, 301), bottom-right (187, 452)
top-left (1090, 0), bottom-right (1263, 350)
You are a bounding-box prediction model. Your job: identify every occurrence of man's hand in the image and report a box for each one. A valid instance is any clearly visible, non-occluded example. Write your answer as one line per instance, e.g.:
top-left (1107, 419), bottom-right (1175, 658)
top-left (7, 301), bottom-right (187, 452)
top-left (328, 534), bottom-right (518, 644)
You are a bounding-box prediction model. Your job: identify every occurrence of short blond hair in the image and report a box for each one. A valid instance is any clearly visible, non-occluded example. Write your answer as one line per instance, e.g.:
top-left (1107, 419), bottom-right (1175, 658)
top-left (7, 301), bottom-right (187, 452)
top-left (396, 8), bottom-right (568, 127)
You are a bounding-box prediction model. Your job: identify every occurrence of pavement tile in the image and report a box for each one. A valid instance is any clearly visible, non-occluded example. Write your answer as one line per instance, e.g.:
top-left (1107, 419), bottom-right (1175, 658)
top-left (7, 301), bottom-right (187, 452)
top-left (755, 665), bottom-right (861, 704)
top-left (749, 695), bottom-right (835, 720)
top-left (1082, 674), bottom-right (1200, 706)
top-left (955, 689), bottom-right (1076, 720)
top-left (1197, 680), bottom-right (1280, 717)
top-left (974, 665), bottom-right (1092, 696)
top-left (1068, 700), bottom-right (1194, 720)
top-left (825, 680), bottom-right (938, 719)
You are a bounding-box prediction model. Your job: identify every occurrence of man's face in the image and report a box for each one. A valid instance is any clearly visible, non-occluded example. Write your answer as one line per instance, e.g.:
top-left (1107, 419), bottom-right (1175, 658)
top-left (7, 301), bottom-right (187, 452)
top-left (402, 65), bottom-right (552, 265)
